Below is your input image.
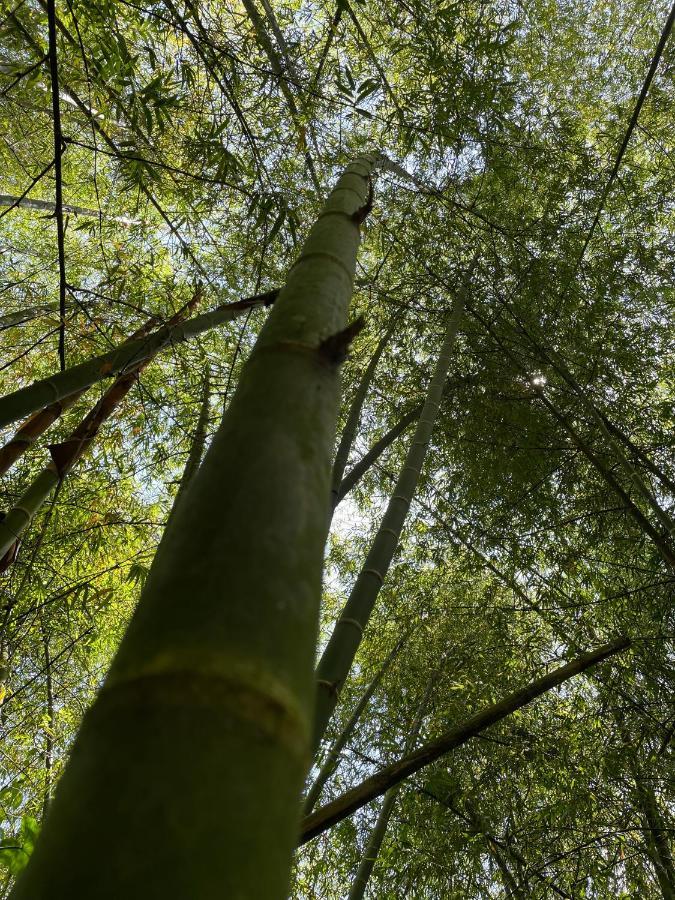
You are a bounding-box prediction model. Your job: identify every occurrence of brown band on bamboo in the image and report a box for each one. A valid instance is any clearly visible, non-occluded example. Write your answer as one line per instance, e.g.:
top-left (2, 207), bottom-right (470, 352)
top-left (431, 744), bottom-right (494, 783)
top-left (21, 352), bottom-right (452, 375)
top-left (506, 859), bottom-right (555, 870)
top-left (346, 162), bottom-right (372, 177)
top-left (6, 507), bottom-right (32, 531)
top-left (322, 186), bottom-right (366, 206)
top-left (363, 568), bottom-right (385, 584)
top-left (337, 617), bottom-right (364, 636)
top-left (392, 495), bottom-right (411, 506)
top-left (317, 679), bottom-right (340, 697)
top-left (43, 380), bottom-right (61, 402)
top-left (96, 670), bottom-right (309, 759)
top-left (317, 209), bottom-right (366, 228)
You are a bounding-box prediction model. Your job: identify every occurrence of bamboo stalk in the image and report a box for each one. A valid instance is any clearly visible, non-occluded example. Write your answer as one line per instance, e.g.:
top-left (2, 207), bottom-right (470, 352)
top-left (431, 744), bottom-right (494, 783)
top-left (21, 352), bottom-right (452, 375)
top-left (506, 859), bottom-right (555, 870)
top-left (330, 318), bottom-right (396, 514)
top-left (304, 632), bottom-right (407, 813)
top-left (313, 257), bottom-right (476, 749)
top-left (11, 154), bottom-right (381, 900)
top-left (0, 290), bottom-right (277, 431)
top-left (0, 294), bottom-right (202, 569)
top-left (347, 659), bottom-right (439, 900)
top-left (301, 638), bottom-right (630, 844)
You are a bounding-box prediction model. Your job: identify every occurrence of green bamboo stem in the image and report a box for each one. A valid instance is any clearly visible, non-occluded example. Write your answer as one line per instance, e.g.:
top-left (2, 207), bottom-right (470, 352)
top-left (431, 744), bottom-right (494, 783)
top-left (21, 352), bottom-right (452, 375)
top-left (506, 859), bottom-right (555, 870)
top-left (631, 762), bottom-right (675, 898)
top-left (313, 257), bottom-right (476, 750)
top-left (515, 316), bottom-right (675, 535)
top-left (300, 638), bottom-right (630, 844)
top-left (537, 391), bottom-right (675, 571)
top-left (0, 303), bottom-right (58, 330)
top-left (0, 291), bottom-right (276, 431)
top-left (461, 800), bottom-right (526, 899)
top-left (0, 297), bottom-right (203, 566)
top-left (304, 632), bottom-right (407, 814)
top-left (330, 319), bottom-right (396, 513)
top-left (0, 468), bottom-right (60, 568)
top-left (335, 404), bottom-right (421, 507)
top-left (240, 0), bottom-right (321, 191)
top-left (11, 154), bottom-right (380, 900)
top-left (347, 661), bottom-right (438, 900)
top-left (171, 368), bottom-right (212, 514)
top-left (0, 391), bottom-right (85, 476)
top-left (546, 358), bottom-right (675, 538)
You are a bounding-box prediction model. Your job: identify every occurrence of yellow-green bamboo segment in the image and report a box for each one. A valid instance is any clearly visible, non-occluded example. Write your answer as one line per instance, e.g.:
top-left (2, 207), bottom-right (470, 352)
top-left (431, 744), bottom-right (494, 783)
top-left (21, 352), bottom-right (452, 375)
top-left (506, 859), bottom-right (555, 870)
top-left (11, 154), bottom-right (380, 900)
top-left (313, 257), bottom-right (477, 749)
top-left (330, 318), bottom-right (396, 515)
top-left (304, 632), bottom-right (408, 814)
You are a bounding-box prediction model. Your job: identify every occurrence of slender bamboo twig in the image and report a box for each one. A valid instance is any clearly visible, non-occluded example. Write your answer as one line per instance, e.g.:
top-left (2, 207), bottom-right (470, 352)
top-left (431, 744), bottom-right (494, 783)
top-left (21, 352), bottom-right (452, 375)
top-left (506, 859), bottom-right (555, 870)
top-left (46, 0), bottom-right (67, 371)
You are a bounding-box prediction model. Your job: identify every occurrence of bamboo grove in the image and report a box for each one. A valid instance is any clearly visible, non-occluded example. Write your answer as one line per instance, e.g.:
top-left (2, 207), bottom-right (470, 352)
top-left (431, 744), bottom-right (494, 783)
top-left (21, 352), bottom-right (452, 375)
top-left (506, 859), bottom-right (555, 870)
top-left (0, 0), bottom-right (673, 896)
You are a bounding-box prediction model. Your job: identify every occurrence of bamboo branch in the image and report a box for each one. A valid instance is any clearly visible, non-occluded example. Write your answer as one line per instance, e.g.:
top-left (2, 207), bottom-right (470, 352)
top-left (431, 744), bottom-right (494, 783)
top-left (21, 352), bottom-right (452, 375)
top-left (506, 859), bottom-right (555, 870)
top-left (0, 290), bottom-right (278, 430)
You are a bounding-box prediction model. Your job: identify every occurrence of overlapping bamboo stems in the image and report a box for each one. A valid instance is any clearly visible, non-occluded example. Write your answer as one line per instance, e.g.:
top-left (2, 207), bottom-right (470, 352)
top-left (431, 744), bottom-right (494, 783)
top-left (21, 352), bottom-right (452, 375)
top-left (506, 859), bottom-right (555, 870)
top-left (0, 303), bottom-right (58, 330)
top-left (347, 659), bottom-right (440, 900)
top-left (334, 404), bottom-right (421, 506)
top-left (0, 290), bottom-right (277, 430)
top-left (0, 292), bottom-right (202, 568)
top-left (304, 632), bottom-right (408, 814)
top-left (301, 638), bottom-right (630, 844)
top-left (313, 257), bottom-right (477, 749)
top-left (536, 392), bottom-right (675, 571)
top-left (330, 318), bottom-right (396, 514)
top-left (240, 0), bottom-right (321, 191)
top-left (0, 313), bottom-right (163, 476)
top-left (11, 154), bottom-right (381, 900)
top-left (461, 799), bottom-right (527, 898)
top-left (504, 306), bottom-right (675, 537)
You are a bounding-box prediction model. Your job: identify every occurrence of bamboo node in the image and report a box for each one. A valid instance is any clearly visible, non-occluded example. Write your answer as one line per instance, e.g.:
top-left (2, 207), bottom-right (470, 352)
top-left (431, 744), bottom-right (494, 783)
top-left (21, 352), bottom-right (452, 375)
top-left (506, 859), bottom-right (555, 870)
top-left (351, 176), bottom-right (374, 227)
top-left (363, 568), bottom-right (385, 584)
top-left (318, 317), bottom-right (365, 366)
top-left (337, 617), bottom-right (364, 636)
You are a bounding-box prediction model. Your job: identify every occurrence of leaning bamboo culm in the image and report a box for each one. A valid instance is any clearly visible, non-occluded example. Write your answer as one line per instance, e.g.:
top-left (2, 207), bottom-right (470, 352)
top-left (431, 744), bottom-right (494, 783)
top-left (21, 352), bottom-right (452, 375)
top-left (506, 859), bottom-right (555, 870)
top-left (313, 255), bottom-right (477, 749)
top-left (11, 154), bottom-right (382, 900)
